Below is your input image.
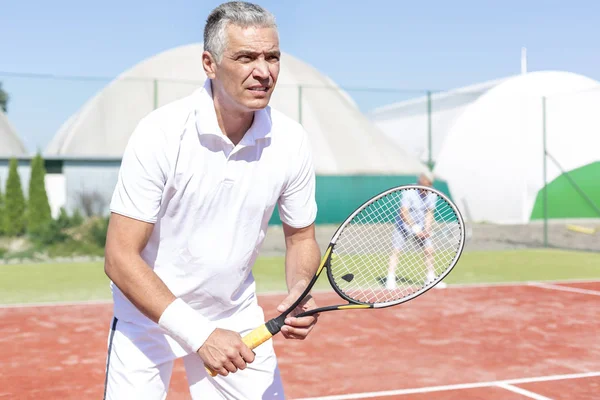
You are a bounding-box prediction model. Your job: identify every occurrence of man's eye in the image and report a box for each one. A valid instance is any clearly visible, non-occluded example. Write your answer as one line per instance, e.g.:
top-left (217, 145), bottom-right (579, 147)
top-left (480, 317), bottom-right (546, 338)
top-left (238, 56), bottom-right (252, 62)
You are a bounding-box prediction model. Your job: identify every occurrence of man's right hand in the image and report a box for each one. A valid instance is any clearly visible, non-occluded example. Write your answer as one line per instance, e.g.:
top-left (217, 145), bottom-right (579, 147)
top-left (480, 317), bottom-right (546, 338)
top-left (197, 328), bottom-right (255, 376)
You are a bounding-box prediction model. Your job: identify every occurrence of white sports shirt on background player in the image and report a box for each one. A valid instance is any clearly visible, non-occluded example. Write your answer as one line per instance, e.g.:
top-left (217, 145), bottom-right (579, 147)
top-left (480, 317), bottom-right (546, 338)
top-left (398, 189), bottom-right (437, 231)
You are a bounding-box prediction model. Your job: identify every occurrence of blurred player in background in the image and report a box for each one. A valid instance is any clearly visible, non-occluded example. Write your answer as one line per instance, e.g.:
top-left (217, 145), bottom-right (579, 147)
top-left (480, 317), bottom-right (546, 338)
top-left (385, 171), bottom-right (447, 290)
top-left (102, 2), bottom-right (321, 399)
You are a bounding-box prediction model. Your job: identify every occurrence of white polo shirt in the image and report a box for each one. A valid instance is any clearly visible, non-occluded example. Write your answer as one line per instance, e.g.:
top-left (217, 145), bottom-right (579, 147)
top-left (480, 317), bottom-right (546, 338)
top-left (397, 189), bottom-right (437, 231)
top-left (109, 78), bottom-right (317, 356)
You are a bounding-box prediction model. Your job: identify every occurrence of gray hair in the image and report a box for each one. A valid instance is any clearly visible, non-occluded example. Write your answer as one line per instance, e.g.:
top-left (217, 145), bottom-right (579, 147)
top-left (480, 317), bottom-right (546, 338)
top-left (204, 2), bottom-right (277, 63)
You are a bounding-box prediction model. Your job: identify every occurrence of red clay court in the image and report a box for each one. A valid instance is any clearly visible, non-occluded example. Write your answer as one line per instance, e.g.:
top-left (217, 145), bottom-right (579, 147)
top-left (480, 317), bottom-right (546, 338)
top-left (1, 280), bottom-right (598, 399)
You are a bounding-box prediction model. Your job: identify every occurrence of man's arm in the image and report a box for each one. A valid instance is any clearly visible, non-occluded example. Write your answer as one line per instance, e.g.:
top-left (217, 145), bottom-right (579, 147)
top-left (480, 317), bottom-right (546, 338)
top-left (274, 125), bottom-right (319, 339)
top-left (400, 205), bottom-right (414, 227)
top-left (400, 191), bottom-right (416, 228)
top-left (104, 213), bottom-right (254, 376)
top-left (283, 222), bottom-right (321, 291)
top-left (421, 194), bottom-right (437, 238)
top-left (104, 213), bottom-right (175, 322)
top-left (275, 222), bottom-right (321, 340)
top-left (422, 209), bottom-right (434, 238)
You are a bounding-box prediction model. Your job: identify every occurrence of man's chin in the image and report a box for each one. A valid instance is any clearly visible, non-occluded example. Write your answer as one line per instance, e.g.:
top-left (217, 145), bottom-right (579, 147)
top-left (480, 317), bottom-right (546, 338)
top-left (242, 98), bottom-right (271, 111)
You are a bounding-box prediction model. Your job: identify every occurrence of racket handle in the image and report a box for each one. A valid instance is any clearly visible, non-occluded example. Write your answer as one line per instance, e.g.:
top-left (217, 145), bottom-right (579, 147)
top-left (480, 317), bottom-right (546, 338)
top-left (241, 323), bottom-right (274, 349)
top-left (204, 324), bottom-right (274, 377)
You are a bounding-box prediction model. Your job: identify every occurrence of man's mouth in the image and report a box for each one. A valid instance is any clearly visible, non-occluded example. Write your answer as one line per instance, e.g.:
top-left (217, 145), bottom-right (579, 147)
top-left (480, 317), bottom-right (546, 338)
top-left (248, 87), bottom-right (269, 92)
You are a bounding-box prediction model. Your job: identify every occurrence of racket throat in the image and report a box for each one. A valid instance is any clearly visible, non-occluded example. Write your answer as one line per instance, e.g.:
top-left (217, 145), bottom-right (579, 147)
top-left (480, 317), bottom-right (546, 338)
top-left (265, 315), bottom-right (287, 335)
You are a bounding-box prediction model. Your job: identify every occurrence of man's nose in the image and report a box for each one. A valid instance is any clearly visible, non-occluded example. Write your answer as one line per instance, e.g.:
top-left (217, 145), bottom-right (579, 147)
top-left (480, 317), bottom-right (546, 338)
top-left (253, 60), bottom-right (269, 79)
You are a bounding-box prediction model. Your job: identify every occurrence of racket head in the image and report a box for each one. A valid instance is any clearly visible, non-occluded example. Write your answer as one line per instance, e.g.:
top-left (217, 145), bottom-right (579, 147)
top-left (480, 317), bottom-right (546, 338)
top-left (324, 184), bottom-right (465, 308)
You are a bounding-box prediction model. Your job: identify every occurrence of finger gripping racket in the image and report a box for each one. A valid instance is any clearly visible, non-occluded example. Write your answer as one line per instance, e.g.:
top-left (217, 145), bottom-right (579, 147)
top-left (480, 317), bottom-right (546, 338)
top-left (205, 184), bottom-right (465, 376)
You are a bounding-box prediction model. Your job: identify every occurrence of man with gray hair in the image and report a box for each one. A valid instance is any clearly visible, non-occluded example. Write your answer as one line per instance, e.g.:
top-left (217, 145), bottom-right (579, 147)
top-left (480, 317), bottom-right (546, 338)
top-left (102, 2), bottom-right (320, 398)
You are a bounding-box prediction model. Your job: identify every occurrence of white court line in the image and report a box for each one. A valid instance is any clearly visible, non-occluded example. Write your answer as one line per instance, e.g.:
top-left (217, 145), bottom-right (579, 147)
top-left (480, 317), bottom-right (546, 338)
top-left (2, 278), bottom-right (599, 309)
top-left (0, 299), bottom-right (112, 309)
top-left (528, 282), bottom-right (600, 297)
top-left (496, 383), bottom-right (553, 400)
top-left (291, 371), bottom-right (600, 400)
top-left (446, 277), bottom-right (600, 289)
top-left (0, 289), bottom-right (302, 309)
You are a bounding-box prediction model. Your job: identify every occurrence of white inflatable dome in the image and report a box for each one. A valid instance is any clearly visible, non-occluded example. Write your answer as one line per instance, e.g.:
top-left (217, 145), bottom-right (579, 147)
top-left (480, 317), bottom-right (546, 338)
top-left (433, 71), bottom-right (600, 224)
top-left (45, 43), bottom-right (427, 176)
top-left (0, 110), bottom-right (27, 157)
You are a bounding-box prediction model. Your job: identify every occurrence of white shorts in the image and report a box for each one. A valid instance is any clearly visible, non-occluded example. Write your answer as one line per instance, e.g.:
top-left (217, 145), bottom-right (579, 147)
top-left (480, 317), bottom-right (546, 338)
top-left (103, 317), bottom-right (285, 400)
top-left (391, 226), bottom-right (432, 250)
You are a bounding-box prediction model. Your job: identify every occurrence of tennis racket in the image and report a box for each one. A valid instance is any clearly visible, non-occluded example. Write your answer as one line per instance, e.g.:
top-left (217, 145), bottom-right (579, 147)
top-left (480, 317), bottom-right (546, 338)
top-left (205, 184), bottom-right (465, 377)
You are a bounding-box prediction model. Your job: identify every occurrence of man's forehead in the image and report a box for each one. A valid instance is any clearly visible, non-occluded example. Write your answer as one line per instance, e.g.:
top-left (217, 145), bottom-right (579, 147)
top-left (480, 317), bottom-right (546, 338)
top-left (225, 24), bottom-right (279, 49)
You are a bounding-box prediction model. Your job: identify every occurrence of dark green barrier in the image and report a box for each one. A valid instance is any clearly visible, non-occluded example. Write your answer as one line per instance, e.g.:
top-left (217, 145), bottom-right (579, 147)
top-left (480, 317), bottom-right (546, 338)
top-left (269, 175), bottom-right (451, 225)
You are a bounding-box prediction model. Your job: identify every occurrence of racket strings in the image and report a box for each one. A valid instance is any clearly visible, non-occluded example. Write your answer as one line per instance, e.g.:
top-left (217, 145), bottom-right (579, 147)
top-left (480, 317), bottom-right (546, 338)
top-left (338, 201), bottom-right (402, 302)
top-left (329, 188), bottom-right (463, 305)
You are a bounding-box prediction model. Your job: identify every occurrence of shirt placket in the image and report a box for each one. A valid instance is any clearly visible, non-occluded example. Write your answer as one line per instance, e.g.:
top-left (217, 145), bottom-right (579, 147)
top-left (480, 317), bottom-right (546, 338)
top-left (221, 140), bottom-right (251, 187)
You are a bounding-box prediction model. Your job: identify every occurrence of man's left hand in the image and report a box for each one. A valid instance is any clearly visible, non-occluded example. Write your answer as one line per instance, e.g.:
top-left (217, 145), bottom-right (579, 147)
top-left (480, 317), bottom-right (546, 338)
top-left (276, 281), bottom-right (319, 340)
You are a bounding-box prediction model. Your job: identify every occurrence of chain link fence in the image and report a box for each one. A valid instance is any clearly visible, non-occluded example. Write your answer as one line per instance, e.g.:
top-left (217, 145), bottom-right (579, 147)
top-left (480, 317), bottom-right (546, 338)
top-left (1, 72), bottom-right (599, 252)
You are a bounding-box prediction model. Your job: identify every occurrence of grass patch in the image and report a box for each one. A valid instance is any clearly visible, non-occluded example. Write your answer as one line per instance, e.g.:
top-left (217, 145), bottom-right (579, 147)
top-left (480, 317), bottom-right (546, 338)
top-left (0, 249), bottom-right (598, 305)
top-left (0, 262), bottom-right (110, 304)
top-left (446, 249), bottom-right (600, 284)
top-left (251, 257), bottom-right (332, 293)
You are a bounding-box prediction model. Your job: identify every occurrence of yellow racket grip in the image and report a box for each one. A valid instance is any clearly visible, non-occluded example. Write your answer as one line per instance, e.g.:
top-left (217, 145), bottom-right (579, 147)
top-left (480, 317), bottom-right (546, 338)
top-left (204, 324), bottom-right (274, 377)
top-left (241, 323), bottom-right (274, 349)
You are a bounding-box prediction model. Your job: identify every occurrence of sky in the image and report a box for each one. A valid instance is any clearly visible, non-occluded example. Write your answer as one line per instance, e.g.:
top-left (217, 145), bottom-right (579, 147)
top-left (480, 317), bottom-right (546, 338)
top-left (1, 0), bottom-right (599, 153)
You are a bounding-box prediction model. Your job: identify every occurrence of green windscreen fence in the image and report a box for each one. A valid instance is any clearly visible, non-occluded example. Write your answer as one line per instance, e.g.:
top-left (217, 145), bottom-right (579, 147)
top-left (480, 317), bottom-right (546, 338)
top-left (269, 175), bottom-right (451, 225)
top-left (531, 161), bottom-right (600, 220)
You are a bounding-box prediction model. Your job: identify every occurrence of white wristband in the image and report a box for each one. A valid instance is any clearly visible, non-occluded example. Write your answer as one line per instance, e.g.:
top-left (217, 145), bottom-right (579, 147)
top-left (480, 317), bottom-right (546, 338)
top-left (411, 225), bottom-right (422, 235)
top-left (158, 298), bottom-right (217, 353)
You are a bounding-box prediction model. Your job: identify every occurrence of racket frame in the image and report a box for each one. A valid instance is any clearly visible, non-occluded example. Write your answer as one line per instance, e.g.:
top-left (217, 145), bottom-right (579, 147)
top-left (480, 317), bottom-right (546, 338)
top-left (266, 184), bottom-right (465, 326)
top-left (326, 184), bottom-right (466, 310)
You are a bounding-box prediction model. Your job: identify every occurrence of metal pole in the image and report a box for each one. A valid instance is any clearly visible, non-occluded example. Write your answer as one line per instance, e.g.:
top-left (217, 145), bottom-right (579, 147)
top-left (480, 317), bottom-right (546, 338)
top-left (153, 79), bottom-right (158, 110)
top-left (546, 152), bottom-right (600, 216)
top-left (298, 85), bottom-right (303, 125)
top-left (542, 96), bottom-right (548, 247)
top-left (427, 90), bottom-right (433, 170)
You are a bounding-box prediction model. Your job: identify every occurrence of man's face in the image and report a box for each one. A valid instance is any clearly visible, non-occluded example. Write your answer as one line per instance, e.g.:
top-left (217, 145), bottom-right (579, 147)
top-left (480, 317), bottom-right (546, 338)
top-left (205, 24), bottom-right (280, 112)
top-left (418, 175), bottom-right (432, 194)
top-left (419, 176), bottom-right (431, 186)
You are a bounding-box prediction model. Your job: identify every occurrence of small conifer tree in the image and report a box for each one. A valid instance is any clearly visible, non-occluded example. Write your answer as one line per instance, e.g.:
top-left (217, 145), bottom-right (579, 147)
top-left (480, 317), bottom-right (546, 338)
top-left (3, 158), bottom-right (26, 236)
top-left (27, 153), bottom-right (52, 235)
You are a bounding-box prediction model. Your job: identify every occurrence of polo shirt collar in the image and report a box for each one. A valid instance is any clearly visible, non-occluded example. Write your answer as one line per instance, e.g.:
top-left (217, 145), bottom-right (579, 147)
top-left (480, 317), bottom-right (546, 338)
top-left (194, 79), bottom-right (272, 146)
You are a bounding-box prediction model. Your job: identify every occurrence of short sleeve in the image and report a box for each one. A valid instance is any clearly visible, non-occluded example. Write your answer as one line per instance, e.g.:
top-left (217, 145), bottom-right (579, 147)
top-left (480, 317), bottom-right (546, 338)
top-left (110, 117), bottom-right (170, 223)
top-left (277, 130), bottom-right (317, 228)
top-left (401, 190), bottom-right (416, 209)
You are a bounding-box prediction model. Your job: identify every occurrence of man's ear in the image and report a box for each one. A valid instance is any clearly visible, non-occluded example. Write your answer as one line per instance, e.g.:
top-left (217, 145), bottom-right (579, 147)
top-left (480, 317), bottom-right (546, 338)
top-left (202, 51), bottom-right (217, 79)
